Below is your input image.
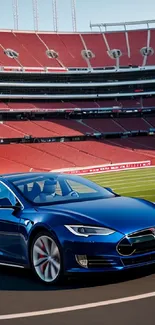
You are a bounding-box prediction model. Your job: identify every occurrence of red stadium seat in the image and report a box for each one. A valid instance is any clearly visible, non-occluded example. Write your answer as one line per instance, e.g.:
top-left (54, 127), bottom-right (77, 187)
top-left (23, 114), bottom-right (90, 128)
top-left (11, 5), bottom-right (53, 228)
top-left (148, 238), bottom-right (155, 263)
top-left (84, 119), bottom-right (124, 132)
top-left (58, 34), bottom-right (87, 68)
top-left (0, 156), bottom-right (29, 173)
top-left (39, 33), bottom-right (87, 68)
top-left (143, 98), bottom-right (155, 108)
top-left (146, 29), bottom-right (155, 65)
top-left (105, 31), bottom-right (129, 66)
top-left (5, 121), bottom-right (57, 137)
top-left (7, 102), bottom-right (36, 110)
top-left (0, 102), bottom-right (9, 110)
top-left (0, 29), bottom-right (154, 69)
top-left (114, 117), bottom-right (151, 131)
top-left (35, 102), bottom-right (76, 109)
top-left (0, 122), bottom-right (24, 138)
top-left (34, 120), bottom-right (93, 135)
top-left (145, 117), bottom-right (155, 127)
top-left (0, 117), bottom-right (153, 141)
top-left (0, 31), bottom-right (39, 67)
top-left (14, 32), bottom-right (61, 68)
top-left (81, 33), bottom-right (113, 68)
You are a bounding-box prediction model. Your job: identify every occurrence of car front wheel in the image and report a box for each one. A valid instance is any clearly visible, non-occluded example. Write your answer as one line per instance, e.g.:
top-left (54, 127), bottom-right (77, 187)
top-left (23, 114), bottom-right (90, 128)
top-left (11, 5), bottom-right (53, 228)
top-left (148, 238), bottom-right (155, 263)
top-left (30, 231), bottom-right (62, 284)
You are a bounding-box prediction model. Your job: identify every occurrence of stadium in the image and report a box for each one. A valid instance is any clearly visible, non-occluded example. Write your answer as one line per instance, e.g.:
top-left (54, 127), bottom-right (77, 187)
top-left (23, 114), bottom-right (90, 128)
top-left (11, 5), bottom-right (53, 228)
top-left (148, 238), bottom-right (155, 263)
top-left (0, 6), bottom-right (155, 201)
top-left (0, 1), bottom-right (155, 324)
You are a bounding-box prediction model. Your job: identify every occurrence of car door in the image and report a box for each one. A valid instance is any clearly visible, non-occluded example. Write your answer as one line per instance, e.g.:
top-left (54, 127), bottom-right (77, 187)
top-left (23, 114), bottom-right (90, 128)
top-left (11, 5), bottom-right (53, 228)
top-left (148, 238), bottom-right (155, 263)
top-left (0, 181), bottom-right (24, 266)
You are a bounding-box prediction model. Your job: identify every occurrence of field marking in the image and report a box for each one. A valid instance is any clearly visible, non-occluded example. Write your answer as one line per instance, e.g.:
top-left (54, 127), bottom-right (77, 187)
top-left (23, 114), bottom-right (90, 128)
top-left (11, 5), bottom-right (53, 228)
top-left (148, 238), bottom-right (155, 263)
top-left (91, 170), bottom-right (155, 180)
top-left (91, 172), bottom-right (155, 182)
top-left (119, 191), bottom-right (154, 195)
top-left (99, 178), bottom-right (155, 186)
top-left (110, 184), bottom-right (155, 191)
top-left (89, 168), bottom-right (155, 201)
top-left (134, 195), bottom-right (150, 197)
top-left (0, 292), bottom-right (155, 320)
top-left (97, 179), bottom-right (155, 186)
top-left (97, 176), bottom-right (155, 183)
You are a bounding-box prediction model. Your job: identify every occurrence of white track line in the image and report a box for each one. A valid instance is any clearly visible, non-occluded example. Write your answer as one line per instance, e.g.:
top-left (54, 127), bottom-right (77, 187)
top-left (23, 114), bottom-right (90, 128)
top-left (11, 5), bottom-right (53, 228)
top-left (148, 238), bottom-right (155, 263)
top-left (1, 292), bottom-right (155, 320)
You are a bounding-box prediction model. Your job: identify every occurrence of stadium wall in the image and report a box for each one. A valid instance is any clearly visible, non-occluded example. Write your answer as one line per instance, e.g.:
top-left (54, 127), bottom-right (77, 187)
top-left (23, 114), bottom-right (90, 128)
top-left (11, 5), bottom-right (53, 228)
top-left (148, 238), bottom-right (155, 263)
top-left (50, 160), bottom-right (152, 175)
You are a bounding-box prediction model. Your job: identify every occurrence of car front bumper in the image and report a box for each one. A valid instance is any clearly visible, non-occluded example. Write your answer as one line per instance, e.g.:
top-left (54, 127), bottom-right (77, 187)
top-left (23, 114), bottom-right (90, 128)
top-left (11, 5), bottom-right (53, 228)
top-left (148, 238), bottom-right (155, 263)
top-left (62, 240), bottom-right (155, 274)
top-left (54, 226), bottom-right (155, 274)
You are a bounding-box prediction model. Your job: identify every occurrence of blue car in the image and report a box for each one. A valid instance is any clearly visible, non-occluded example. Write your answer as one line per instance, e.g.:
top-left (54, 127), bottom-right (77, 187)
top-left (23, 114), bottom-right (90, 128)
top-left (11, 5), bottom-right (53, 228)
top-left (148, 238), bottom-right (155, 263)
top-left (0, 172), bottom-right (155, 284)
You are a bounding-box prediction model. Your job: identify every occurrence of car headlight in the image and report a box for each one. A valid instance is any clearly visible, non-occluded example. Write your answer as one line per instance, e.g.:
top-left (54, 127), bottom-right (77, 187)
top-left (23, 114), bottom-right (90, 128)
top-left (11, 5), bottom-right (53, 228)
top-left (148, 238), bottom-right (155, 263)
top-left (64, 225), bottom-right (115, 237)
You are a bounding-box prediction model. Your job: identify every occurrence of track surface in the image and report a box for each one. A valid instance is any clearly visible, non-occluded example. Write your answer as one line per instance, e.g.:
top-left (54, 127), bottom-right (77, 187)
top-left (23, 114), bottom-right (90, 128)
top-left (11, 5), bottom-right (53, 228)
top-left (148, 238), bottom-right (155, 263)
top-left (0, 265), bottom-right (155, 325)
top-left (1, 167), bottom-right (155, 324)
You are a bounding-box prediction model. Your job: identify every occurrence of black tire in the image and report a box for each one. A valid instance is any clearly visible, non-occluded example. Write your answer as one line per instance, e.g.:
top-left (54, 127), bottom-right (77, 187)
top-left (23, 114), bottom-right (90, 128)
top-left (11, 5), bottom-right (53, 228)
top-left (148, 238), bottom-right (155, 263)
top-left (30, 230), bottom-right (63, 285)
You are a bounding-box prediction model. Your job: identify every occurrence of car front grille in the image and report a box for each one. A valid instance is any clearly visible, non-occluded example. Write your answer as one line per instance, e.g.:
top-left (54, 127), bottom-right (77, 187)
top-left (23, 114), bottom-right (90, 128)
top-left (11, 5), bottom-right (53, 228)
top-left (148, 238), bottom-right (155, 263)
top-left (87, 256), bottom-right (116, 268)
top-left (122, 252), bottom-right (155, 266)
top-left (117, 229), bottom-right (155, 256)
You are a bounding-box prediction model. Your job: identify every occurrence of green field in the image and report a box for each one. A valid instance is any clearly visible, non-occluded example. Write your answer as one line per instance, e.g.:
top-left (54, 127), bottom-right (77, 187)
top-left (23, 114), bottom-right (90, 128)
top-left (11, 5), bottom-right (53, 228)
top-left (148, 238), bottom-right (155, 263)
top-left (85, 167), bottom-right (155, 203)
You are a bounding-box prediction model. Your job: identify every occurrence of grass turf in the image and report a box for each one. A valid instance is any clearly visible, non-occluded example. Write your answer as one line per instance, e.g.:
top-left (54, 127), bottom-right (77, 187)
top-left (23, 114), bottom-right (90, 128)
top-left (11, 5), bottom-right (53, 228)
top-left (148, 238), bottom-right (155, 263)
top-left (85, 167), bottom-right (155, 203)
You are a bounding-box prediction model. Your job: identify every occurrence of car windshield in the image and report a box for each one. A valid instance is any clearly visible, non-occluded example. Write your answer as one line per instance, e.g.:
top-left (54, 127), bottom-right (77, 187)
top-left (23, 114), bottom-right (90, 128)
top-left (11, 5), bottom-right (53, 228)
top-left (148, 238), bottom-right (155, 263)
top-left (10, 174), bottom-right (115, 206)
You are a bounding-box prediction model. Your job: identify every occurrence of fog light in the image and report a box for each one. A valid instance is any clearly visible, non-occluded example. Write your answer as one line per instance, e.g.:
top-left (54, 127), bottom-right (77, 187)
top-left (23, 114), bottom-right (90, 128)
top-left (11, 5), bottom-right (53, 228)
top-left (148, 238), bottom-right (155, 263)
top-left (76, 255), bottom-right (88, 268)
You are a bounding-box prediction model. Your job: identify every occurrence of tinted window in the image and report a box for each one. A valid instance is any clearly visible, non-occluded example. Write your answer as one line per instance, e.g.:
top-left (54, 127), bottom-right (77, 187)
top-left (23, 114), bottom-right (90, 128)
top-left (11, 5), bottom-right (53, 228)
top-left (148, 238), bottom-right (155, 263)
top-left (0, 182), bottom-right (18, 206)
top-left (66, 179), bottom-right (97, 194)
top-left (11, 174), bottom-right (115, 205)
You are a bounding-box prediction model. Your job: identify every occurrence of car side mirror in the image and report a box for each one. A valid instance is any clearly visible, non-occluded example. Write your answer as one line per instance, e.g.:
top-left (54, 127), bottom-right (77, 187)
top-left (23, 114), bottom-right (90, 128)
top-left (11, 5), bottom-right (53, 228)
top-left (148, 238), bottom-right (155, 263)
top-left (0, 204), bottom-right (22, 213)
top-left (105, 187), bottom-right (114, 193)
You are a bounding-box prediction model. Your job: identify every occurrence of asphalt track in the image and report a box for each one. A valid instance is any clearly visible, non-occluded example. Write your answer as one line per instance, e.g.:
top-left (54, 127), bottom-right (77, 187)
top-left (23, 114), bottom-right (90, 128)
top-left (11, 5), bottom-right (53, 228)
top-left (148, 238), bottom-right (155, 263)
top-left (0, 265), bottom-right (155, 325)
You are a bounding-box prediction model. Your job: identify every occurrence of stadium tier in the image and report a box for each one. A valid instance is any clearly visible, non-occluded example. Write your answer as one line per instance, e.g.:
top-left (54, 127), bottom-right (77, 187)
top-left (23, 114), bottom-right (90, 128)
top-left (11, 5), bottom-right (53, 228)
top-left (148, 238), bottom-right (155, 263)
top-left (0, 116), bottom-right (155, 173)
top-left (0, 137), bottom-right (155, 173)
top-left (0, 23), bottom-right (155, 174)
top-left (0, 117), bottom-right (154, 139)
top-left (0, 98), bottom-right (154, 111)
top-left (0, 29), bottom-right (155, 71)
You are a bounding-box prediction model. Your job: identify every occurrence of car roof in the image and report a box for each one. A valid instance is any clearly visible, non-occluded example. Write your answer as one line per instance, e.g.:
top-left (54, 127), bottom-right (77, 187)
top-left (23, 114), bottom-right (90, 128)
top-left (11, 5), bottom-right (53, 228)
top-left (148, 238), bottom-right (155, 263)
top-left (0, 172), bottom-right (59, 182)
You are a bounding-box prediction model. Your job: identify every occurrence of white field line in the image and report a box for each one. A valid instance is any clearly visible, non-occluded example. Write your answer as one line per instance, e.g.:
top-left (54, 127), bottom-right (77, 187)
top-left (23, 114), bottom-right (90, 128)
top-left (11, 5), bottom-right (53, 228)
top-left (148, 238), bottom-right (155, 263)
top-left (102, 185), bottom-right (155, 192)
top-left (101, 181), bottom-right (155, 187)
top-left (113, 184), bottom-right (155, 191)
top-left (92, 172), bottom-right (155, 182)
top-left (98, 176), bottom-right (155, 186)
top-left (1, 292), bottom-right (155, 320)
top-left (134, 194), bottom-right (155, 197)
top-left (119, 188), bottom-right (155, 194)
top-left (107, 177), bottom-right (155, 184)
top-left (118, 191), bottom-right (154, 195)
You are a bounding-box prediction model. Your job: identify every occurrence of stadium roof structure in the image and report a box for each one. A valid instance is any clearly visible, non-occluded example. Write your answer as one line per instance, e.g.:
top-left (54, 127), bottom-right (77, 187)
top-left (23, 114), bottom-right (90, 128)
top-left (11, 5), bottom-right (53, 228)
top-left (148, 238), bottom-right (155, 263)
top-left (90, 19), bottom-right (155, 32)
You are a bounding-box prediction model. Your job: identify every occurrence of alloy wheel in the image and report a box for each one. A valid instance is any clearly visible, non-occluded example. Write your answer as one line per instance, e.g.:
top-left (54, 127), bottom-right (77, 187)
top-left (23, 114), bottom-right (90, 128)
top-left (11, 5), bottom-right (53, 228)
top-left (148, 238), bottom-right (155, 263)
top-left (32, 235), bottom-right (61, 283)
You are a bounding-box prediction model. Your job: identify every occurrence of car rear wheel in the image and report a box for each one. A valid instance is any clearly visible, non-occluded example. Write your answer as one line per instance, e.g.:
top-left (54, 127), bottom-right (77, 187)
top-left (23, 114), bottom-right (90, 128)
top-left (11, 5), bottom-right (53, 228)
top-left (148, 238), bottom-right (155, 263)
top-left (30, 231), bottom-right (63, 284)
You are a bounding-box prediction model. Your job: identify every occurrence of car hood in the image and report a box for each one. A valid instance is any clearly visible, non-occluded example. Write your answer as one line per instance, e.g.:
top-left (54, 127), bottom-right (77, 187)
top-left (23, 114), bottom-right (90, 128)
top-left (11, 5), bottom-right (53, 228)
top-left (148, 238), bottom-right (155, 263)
top-left (37, 196), bottom-right (155, 235)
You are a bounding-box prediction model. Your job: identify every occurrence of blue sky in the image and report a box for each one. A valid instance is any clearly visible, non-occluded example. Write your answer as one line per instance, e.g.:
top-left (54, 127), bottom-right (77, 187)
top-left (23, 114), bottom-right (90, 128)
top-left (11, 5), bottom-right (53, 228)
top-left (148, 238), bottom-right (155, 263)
top-left (1, 0), bottom-right (155, 32)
